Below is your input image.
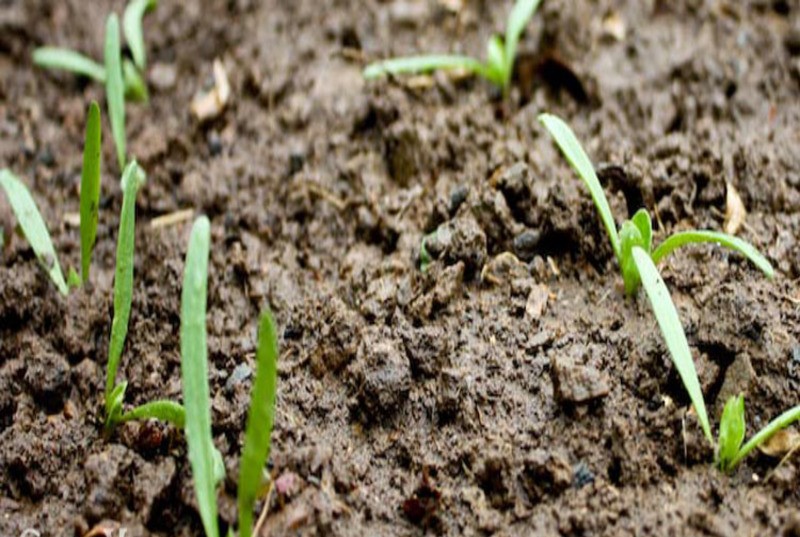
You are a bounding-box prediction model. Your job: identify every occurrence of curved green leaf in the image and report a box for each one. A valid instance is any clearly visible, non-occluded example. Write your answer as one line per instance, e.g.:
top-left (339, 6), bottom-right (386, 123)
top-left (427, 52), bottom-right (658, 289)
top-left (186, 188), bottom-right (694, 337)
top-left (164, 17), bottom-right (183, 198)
top-left (80, 101), bottom-right (102, 283)
top-left (105, 161), bottom-right (144, 407)
top-left (123, 0), bottom-right (158, 70)
top-left (180, 216), bottom-right (219, 537)
top-left (717, 395), bottom-right (745, 472)
top-left (33, 47), bottom-right (106, 82)
top-left (363, 55), bottom-right (488, 80)
top-left (238, 308), bottom-right (280, 537)
top-left (727, 404), bottom-right (800, 471)
top-left (539, 113), bottom-right (621, 258)
top-left (123, 59), bottom-right (149, 103)
top-left (0, 170), bottom-right (68, 295)
top-left (632, 246), bottom-right (712, 443)
top-left (504, 0), bottom-right (542, 85)
top-left (105, 14), bottom-right (127, 170)
top-left (651, 230), bottom-right (774, 278)
top-left (485, 35), bottom-right (506, 87)
top-left (120, 400), bottom-right (185, 428)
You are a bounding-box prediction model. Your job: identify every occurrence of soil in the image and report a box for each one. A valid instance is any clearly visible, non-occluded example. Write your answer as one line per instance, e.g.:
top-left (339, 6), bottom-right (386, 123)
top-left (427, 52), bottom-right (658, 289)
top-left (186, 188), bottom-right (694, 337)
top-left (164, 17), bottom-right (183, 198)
top-left (1, 0), bottom-right (800, 535)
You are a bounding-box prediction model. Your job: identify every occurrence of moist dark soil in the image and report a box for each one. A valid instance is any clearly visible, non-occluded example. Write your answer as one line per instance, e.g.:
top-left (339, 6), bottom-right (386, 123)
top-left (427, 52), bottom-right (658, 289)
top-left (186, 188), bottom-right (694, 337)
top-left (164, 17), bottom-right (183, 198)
top-left (2, 0), bottom-right (800, 535)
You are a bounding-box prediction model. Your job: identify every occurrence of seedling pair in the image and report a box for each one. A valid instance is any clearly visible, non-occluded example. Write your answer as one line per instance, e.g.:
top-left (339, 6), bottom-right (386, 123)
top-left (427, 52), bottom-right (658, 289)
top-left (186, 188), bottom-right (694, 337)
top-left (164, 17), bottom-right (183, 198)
top-left (538, 114), bottom-right (789, 461)
top-left (181, 217), bottom-right (280, 537)
top-left (0, 101), bottom-right (106, 294)
top-left (364, 0), bottom-right (542, 96)
top-left (33, 0), bottom-right (157, 169)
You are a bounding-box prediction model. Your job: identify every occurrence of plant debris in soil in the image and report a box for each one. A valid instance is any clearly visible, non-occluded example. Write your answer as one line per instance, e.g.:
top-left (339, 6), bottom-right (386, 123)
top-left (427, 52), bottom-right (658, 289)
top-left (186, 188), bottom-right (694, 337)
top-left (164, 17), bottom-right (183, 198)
top-left (1, 0), bottom-right (800, 536)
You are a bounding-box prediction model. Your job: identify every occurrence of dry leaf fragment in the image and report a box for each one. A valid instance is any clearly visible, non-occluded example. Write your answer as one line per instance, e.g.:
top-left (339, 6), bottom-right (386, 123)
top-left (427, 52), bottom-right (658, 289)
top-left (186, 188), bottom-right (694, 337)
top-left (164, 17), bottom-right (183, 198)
top-left (758, 428), bottom-right (800, 458)
top-left (724, 182), bottom-right (747, 234)
top-left (191, 58), bottom-right (231, 121)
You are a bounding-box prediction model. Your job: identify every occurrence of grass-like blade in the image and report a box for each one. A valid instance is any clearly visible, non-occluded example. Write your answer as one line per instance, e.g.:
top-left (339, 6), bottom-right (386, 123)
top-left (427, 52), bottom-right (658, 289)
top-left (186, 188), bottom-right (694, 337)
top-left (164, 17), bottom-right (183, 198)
top-left (80, 101), bottom-right (102, 283)
top-left (120, 400), bottom-right (185, 428)
top-left (504, 0), bottom-right (542, 85)
top-left (632, 246), bottom-right (712, 443)
top-left (0, 170), bottom-right (68, 295)
top-left (105, 14), bottom-right (127, 170)
top-left (539, 113), bottom-right (621, 259)
top-left (32, 47), bottom-right (106, 82)
top-left (237, 308), bottom-right (280, 537)
top-left (650, 230), bottom-right (774, 278)
top-left (727, 404), bottom-right (800, 470)
top-left (363, 55), bottom-right (488, 80)
top-left (717, 395), bottom-right (745, 471)
top-left (123, 0), bottom-right (158, 70)
top-left (123, 59), bottom-right (149, 103)
top-left (105, 161), bottom-right (144, 410)
top-left (181, 216), bottom-right (219, 537)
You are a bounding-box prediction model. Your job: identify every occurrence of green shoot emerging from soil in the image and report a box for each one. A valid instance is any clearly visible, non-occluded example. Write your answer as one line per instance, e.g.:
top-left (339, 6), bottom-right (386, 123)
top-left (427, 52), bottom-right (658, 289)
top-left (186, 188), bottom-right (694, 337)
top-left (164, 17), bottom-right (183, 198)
top-left (104, 161), bottom-right (183, 430)
top-left (0, 169), bottom-right (69, 295)
top-left (717, 396), bottom-right (800, 472)
top-left (364, 0), bottom-right (542, 94)
top-left (539, 113), bottom-right (775, 443)
top-left (180, 217), bottom-right (281, 537)
top-left (80, 101), bottom-right (102, 283)
top-left (105, 14), bottom-right (127, 170)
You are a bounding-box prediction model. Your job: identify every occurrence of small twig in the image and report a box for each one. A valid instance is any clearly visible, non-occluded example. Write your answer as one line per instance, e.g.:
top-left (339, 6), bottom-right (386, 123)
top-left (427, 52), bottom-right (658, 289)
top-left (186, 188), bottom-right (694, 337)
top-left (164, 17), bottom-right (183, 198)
top-left (253, 478), bottom-right (275, 537)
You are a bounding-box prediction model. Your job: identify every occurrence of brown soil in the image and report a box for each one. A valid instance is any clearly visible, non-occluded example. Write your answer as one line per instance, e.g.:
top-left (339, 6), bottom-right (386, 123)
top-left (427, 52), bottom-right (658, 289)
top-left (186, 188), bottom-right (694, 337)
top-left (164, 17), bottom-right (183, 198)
top-left (2, 0), bottom-right (800, 535)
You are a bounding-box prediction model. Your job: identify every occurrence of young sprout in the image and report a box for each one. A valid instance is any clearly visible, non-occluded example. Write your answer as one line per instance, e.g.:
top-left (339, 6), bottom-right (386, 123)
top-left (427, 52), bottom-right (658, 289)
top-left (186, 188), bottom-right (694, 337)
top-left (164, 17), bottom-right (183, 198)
top-left (105, 14), bottom-right (127, 170)
top-left (80, 101), bottom-right (102, 283)
top-left (0, 169), bottom-right (69, 295)
top-left (538, 113), bottom-right (775, 443)
top-left (364, 0), bottom-right (542, 95)
top-left (124, 0), bottom-right (158, 71)
top-left (717, 395), bottom-right (800, 472)
top-left (104, 161), bottom-right (183, 430)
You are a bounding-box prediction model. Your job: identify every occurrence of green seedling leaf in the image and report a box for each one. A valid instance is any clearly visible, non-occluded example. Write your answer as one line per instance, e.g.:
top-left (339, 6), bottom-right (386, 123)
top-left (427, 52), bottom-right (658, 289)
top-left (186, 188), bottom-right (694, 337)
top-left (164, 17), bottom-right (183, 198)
top-left (717, 395), bottom-right (745, 472)
top-left (67, 267), bottom-right (82, 289)
top-left (504, 0), bottom-right (542, 87)
top-left (632, 246), bottom-right (712, 443)
top-left (539, 113), bottom-right (621, 259)
top-left (80, 101), bottom-right (102, 283)
top-left (105, 381), bottom-right (128, 429)
top-left (420, 234), bottom-right (434, 273)
top-left (363, 55), bottom-right (489, 80)
top-left (650, 230), bottom-right (774, 279)
top-left (123, 59), bottom-right (149, 103)
top-left (631, 209), bottom-right (652, 254)
top-left (485, 35), bottom-right (506, 87)
top-left (105, 14), bottom-right (127, 170)
top-left (105, 161), bottom-right (144, 412)
top-left (123, 0), bottom-right (158, 70)
top-left (726, 404), bottom-right (800, 471)
top-left (238, 308), bottom-right (280, 537)
top-left (619, 220), bottom-right (644, 297)
top-left (180, 216), bottom-right (219, 537)
top-left (120, 400), bottom-right (185, 428)
top-left (32, 47), bottom-right (106, 82)
top-left (0, 170), bottom-right (68, 295)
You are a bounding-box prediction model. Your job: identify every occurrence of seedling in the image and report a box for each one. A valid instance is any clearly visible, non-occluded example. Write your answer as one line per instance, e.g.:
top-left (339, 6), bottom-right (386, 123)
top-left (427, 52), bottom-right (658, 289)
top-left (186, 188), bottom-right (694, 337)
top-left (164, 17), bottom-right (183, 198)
top-left (33, 1), bottom-right (159, 168)
top-left (717, 395), bottom-right (800, 472)
top-left (181, 217), bottom-right (280, 537)
top-left (80, 101), bottom-right (102, 283)
top-left (104, 161), bottom-right (183, 430)
top-left (539, 113), bottom-right (774, 442)
top-left (364, 0), bottom-right (542, 95)
top-left (0, 169), bottom-right (69, 295)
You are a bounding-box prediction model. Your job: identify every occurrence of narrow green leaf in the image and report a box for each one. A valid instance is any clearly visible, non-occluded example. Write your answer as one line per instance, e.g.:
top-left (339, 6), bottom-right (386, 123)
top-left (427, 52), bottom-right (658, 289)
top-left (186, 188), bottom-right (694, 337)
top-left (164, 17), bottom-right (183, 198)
top-left (485, 35), bottom-right (506, 87)
top-left (727, 404), bottom-right (800, 471)
top-left (123, 59), bottom-right (149, 103)
top-left (363, 55), bottom-right (489, 80)
top-left (238, 308), bottom-right (280, 537)
top-left (123, 0), bottom-right (158, 70)
top-left (105, 381), bottom-right (128, 429)
top-left (619, 220), bottom-right (643, 297)
top-left (631, 209), bottom-right (652, 255)
top-left (104, 14), bottom-right (127, 170)
top-left (80, 101), bottom-right (102, 283)
top-left (32, 47), bottom-right (106, 82)
top-left (180, 216), bottom-right (219, 537)
top-left (504, 0), bottom-right (542, 85)
top-left (538, 113), bottom-right (621, 258)
top-left (650, 230), bottom-right (774, 279)
top-left (717, 395), bottom-right (745, 471)
top-left (67, 267), bottom-right (82, 289)
top-left (105, 161), bottom-right (144, 407)
top-left (120, 400), bottom-right (185, 428)
top-left (631, 246), bottom-right (712, 443)
top-left (0, 170), bottom-right (68, 295)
